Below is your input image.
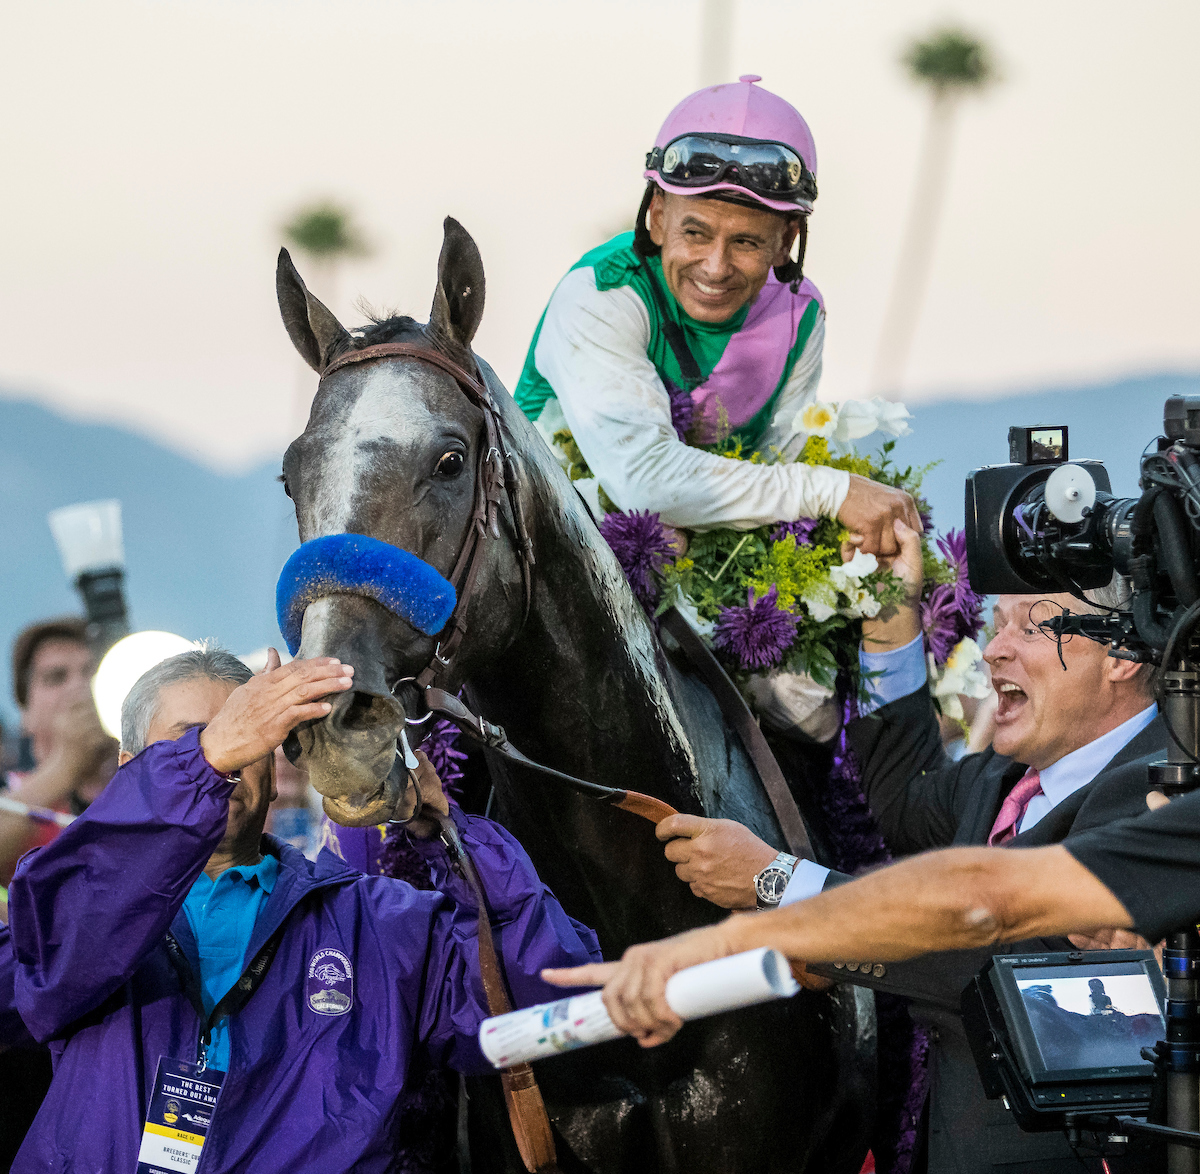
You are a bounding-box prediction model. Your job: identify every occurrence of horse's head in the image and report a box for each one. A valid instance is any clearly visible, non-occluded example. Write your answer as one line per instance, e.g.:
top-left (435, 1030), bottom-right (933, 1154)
top-left (276, 219), bottom-right (529, 825)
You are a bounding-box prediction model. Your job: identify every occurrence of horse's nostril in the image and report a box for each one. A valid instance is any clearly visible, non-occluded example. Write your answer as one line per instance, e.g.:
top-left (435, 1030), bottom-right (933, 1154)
top-left (339, 690), bottom-right (382, 731)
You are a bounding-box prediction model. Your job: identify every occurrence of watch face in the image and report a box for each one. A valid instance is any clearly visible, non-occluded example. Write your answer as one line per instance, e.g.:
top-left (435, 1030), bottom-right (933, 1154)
top-left (756, 867), bottom-right (790, 903)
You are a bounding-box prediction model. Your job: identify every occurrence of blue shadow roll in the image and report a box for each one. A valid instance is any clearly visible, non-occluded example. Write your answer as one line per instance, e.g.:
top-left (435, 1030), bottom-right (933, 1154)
top-left (276, 534), bottom-right (456, 656)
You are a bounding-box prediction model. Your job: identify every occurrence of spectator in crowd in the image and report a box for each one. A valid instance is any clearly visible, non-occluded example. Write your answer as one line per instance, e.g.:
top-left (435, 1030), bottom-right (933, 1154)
top-left (1, 619), bottom-right (117, 883)
top-left (645, 519), bottom-right (1165, 1174)
top-left (7, 647), bottom-right (599, 1171)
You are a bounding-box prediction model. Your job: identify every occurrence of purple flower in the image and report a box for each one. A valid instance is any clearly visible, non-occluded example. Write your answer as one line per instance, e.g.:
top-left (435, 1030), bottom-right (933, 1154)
top-left (936, 528), bottom-right (985, 643)
top-left (921, 582), bottom-right (960, 664)
top-left (600, 509), bottom-right (678, 613)
top-left (378, 718), bottom-right (465, 887)
top-left (666, 384), bottom-right (696, 442)
top-left (415, 717), bottom-right (467, 791)
top-left (770, 517), bottom-right (819, 545)
top-left (712, 585), bottom-right (798, 671)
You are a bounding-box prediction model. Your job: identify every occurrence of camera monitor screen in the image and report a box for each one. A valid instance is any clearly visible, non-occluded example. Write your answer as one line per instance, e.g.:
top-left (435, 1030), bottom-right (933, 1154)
top-left (1007, 425), bottom-right (1069, 466)
top-left (1028, 428), bottom-right (1065, 462)
top-left (1011, 962), bottom-right (1164, 1078)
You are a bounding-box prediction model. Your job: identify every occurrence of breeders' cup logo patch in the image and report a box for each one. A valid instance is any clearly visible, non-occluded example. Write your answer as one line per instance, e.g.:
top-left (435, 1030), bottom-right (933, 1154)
top-left (307, 948), bottom-right (353, 1016)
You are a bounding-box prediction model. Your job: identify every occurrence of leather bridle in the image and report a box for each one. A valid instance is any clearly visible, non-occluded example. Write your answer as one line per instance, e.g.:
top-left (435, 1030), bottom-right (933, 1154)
top-left (318, 341), bottom-right (536, 693)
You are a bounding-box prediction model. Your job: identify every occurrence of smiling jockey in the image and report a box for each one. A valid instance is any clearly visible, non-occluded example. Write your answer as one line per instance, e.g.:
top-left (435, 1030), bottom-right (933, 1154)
top-left (515, 75), bottom-right (918, 553)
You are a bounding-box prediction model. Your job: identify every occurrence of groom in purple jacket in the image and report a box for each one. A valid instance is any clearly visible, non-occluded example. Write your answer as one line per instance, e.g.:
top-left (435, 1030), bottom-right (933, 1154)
top-left (5, 647), bottom-right (599, 1173)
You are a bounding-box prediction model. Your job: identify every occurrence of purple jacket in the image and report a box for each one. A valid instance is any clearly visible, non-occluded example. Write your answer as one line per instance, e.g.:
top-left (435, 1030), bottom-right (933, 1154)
top-left (7, 728), bottom-right (599, 1173)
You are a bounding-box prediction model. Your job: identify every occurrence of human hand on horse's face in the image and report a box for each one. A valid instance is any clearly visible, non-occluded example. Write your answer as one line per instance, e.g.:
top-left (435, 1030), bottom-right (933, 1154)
top-left (656, 814), bottom-right (777, 909)
top-left (541, 923), bottom-right (740, 1048)
top-left (837, 476), bottom-right (922, 557)
top-left (390, 749), bottom-right (450, 840)
top-left (200, 651), bottom-right (354, 775)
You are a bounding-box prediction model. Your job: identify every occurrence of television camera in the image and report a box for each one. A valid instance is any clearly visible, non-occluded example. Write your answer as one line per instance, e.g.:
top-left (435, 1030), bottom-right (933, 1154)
top-left (964, 398), bottom-right (1200, 1171)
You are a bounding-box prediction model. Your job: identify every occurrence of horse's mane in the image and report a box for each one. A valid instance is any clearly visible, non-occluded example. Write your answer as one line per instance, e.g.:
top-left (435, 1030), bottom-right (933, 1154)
top-left (349, 313), bottom-right (425, 346)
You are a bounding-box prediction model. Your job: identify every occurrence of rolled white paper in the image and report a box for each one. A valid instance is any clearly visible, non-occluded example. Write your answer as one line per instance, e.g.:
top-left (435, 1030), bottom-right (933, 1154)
top-left (478, 947), bottom-right (798, 1068)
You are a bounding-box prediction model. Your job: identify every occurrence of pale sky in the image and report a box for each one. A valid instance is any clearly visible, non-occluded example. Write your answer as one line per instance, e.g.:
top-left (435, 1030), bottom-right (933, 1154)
top-left (2, 0), bottom-right (1197, 471)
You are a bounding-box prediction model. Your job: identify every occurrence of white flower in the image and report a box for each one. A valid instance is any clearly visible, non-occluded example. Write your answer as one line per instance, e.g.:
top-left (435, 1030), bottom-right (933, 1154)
top-left (930, 637), bottom-right (991, 719)
top-left (801, 579), bottom-right (838, 622)
top-left (829, 550), bottom-right (878, 590)
top-left (795, 400), bottom-right (839, 439)
top-left (831, 397), bottom-right (914, 444)
top-left (840, 586), bottom-right (882, 619)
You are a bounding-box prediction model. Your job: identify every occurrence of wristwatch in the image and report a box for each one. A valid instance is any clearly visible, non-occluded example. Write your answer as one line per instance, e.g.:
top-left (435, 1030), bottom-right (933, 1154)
top-left (754, 852), bottom-right (799, 909)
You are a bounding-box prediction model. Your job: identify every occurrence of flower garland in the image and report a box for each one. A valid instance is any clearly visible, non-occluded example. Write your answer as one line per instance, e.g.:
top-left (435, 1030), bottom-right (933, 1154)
top-left (576, 398), bottom-right (985, 711)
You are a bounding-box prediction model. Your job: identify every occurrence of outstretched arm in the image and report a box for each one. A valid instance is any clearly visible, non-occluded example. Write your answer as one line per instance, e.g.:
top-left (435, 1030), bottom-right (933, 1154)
top-left (544, 843), bottom-right (1130, 1047)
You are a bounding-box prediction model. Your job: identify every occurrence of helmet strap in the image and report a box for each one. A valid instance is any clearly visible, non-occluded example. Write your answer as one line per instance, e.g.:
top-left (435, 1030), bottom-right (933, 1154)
top-left (633, 183), bottom-right (660, 259)
top-left (774, 216), bottom-right (808, 292)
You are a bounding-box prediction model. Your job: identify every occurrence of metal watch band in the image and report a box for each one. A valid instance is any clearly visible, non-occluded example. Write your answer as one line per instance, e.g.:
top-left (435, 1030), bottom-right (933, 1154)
top-left (754, 852), bottom-right (799, 909)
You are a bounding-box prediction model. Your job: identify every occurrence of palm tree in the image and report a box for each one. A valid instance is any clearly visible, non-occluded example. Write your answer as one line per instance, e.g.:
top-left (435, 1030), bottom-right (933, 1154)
top-left (870, 28), bottom-right (996, 396)
top-left (280, 201), bottom-right (370, 428)
top-left (281, 200), bottom-right (370, 313)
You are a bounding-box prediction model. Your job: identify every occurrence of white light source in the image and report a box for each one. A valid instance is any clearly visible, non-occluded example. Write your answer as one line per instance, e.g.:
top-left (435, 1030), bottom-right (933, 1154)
top-left (92, 631), bottom-right (199, 740)
top-left (47, 499), bottom-right (125, 579)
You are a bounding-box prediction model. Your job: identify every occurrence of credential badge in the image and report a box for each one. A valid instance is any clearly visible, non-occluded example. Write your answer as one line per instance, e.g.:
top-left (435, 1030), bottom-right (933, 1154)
top-left (307, 947), bottom-right (354, 1016)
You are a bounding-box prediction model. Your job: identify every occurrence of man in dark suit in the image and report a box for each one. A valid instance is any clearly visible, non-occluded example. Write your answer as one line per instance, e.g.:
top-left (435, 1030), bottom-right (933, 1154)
top-left (654, 519), bottom-right (1165, 1173)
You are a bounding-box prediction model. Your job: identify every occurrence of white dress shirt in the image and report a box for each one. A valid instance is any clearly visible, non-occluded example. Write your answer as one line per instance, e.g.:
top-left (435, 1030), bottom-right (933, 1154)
top-left (779, 634), bottom-right (1158, 906)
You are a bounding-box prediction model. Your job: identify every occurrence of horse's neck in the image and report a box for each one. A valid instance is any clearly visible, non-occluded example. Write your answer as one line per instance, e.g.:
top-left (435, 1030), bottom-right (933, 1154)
top-left (470, 505), bottom-right (703, 811)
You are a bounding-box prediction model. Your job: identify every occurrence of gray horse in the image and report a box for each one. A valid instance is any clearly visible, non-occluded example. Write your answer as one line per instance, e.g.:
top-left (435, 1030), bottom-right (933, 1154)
top-left (276, 217), bottom-right (875, 1173)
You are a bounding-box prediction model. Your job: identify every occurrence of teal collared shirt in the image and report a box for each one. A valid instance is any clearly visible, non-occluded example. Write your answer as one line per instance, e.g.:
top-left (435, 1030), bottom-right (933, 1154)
top-left (181, 853), bottom-right (280, 1071)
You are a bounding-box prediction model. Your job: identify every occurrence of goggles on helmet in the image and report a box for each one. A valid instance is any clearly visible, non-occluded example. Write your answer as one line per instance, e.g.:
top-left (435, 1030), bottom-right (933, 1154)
top-left (645, 133), bottom-right (817, 205)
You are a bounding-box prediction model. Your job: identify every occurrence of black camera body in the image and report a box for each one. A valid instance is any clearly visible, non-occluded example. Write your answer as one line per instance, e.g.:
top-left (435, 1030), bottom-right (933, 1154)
top-left (964, 397), bottom-right (1200, 658)
top-left (965, 444), bottom-right (1115, 595)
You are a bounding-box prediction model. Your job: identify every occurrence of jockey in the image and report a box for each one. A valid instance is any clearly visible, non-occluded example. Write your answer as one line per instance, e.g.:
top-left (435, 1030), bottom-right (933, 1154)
top-left (515, 75), bottom-right (919, 554)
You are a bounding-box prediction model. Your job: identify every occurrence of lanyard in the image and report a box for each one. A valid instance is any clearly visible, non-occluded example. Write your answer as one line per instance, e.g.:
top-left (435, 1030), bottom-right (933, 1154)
top-left (163, 929), bottom-right (283, 1071)
top-left (639, 260), bottom-right (703, 387)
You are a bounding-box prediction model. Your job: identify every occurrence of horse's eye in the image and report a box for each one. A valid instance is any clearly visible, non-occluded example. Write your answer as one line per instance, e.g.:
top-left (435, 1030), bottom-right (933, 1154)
top-left (437, 450), bottom-right (465, 478)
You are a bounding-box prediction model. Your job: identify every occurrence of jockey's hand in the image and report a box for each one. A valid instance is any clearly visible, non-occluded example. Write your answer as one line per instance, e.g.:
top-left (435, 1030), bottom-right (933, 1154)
top-left (201, 652), bottom-right (354, 774)
top-left (393, 749), bottom-right (451, 840)
top-left (837, 475), bottom-right (922, 557)
top-left (858, 519), bottom-right (924, 654)
top-left (657, 814), bottom-right (775, 910)
top-left (542, 923), bottom-right (739, 1048)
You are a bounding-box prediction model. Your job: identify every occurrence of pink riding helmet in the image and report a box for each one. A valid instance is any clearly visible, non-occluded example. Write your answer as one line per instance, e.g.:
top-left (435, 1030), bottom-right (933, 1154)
top-left (645, 75), bottom-right (817, 214)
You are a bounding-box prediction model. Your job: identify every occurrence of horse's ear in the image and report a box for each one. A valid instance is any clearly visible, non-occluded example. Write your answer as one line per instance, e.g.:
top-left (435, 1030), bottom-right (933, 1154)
top-left (428, 217), bottom-right (485, 355)
top-left (276, 248), bottom-right (350, 372)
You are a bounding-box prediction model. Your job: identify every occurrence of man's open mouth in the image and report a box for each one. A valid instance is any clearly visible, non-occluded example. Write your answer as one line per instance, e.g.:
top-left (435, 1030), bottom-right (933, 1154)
top-left (994, 681), bottom-right (1028, 722)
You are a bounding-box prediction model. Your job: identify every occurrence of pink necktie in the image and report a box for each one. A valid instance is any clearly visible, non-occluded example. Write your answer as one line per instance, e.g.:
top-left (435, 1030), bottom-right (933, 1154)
top-left (988, 770), bottom-right (1044, 846)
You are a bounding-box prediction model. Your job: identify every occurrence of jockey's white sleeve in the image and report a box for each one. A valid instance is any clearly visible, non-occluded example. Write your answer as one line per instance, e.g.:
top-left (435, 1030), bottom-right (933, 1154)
top-left (533, 267), bottom-right (849, 531)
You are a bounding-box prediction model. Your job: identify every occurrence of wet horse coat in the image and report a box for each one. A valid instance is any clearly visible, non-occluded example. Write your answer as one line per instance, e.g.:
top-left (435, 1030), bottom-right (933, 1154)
top-left (276, 220), bottom-right (875, 1173)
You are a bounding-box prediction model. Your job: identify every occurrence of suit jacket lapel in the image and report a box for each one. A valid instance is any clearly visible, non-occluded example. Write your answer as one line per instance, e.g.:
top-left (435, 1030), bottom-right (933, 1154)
top-left (1010, 713), bottom-right (1164, 846)
top-left (957, 758), bottom-right (1027, 845)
